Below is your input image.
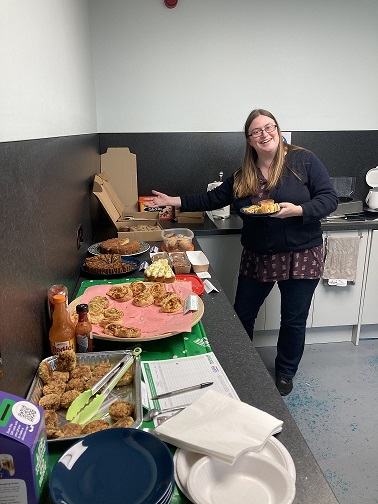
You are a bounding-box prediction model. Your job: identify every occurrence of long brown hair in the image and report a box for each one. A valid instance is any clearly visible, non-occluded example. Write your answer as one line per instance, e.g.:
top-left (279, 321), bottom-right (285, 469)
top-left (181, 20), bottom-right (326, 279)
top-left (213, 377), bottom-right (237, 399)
top-left (234, 109), bottom-right (299, 198)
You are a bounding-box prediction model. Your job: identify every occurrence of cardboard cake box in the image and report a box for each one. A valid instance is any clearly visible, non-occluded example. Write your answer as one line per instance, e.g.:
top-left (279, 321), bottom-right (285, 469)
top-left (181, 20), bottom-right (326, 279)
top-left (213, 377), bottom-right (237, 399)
top-left (0, 391), bottom-right (50, 504)
top-left (93, 147), bottom-right (163, 241)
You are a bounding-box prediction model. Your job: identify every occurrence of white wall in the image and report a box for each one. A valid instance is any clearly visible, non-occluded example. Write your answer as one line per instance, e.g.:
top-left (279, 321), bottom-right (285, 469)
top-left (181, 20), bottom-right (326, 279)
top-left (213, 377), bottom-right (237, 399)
top-left (90, 0), bottom-right (378, 133)
top-left (0, 0), bottom-right (97, 142)
top-left (1, 0), bottom-right (377, 142)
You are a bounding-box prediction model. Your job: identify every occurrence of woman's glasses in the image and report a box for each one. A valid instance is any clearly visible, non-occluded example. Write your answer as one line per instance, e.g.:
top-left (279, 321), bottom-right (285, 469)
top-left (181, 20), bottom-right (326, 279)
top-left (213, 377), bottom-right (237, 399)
top-left (247, 123), bottom-right (277, 138)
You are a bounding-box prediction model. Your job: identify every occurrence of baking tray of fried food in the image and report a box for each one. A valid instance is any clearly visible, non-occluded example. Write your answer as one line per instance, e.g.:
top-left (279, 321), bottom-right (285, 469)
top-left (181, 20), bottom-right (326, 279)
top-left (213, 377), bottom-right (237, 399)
top-left (26, 350), bottom-right (142, 443)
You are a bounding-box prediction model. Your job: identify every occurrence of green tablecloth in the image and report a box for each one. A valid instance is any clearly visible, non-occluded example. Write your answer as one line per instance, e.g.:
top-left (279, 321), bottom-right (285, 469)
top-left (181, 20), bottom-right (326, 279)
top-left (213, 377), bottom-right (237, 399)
top-left (48, 278), bottom-right (212, 503)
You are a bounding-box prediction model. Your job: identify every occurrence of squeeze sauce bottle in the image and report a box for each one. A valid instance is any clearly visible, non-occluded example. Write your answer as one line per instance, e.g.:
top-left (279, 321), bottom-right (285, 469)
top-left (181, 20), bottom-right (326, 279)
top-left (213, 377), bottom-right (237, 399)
top-left (75, 304), bottom-right (93, 352)
top-left (49, 294), bottom-right (76, 355)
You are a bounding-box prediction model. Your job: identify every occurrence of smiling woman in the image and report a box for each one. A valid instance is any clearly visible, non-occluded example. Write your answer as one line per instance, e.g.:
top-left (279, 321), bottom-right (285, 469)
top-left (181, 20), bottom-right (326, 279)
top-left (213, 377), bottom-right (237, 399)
top-left (144, 108), bottom-right (338, 396)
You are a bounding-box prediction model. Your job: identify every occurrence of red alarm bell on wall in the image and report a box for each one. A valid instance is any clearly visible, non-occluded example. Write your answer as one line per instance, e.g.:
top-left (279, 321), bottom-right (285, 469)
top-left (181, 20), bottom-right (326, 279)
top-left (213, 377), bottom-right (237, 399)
top-left (165, 0), bottom-right (178, 8)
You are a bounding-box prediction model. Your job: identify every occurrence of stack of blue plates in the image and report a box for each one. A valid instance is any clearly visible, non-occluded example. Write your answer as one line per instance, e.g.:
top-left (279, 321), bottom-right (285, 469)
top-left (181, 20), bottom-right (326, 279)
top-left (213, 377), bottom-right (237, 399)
top-left (50, 429), bottom-right (175, 504)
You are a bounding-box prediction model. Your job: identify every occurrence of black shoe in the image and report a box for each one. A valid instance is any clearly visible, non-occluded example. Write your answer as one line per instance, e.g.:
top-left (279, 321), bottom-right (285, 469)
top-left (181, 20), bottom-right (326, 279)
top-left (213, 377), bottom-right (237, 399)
top-left (276, 377), bottom-right (293, 396)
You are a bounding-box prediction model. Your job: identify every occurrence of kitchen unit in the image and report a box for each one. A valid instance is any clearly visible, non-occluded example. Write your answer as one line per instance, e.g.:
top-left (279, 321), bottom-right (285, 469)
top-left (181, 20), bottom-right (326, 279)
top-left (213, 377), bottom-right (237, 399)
top-left (359, 229), bottom-right (378, 333)
top-left (191, 213), bottom-right (378, 347)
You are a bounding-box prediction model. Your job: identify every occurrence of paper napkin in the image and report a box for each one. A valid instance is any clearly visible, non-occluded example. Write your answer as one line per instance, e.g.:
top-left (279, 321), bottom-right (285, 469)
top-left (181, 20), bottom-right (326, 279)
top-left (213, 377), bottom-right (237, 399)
top-left (155, 389), bottom-right (283, 464)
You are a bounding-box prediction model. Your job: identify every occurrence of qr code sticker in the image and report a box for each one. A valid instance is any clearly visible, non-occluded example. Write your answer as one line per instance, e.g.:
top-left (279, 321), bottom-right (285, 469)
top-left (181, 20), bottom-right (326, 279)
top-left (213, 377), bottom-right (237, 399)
top-left (13, 401), bottom-right (40, 426)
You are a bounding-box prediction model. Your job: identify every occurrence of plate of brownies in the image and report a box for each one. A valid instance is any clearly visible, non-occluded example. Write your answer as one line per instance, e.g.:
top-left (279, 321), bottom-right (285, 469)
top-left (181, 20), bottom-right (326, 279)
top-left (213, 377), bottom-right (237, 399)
top-left (81, 254), bottom-right (140, 279)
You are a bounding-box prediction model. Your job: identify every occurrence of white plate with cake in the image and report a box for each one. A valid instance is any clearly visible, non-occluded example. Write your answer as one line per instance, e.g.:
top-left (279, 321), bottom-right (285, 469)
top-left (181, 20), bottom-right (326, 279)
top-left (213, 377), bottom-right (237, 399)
top-left (88, 239), bottom-right (150, 257)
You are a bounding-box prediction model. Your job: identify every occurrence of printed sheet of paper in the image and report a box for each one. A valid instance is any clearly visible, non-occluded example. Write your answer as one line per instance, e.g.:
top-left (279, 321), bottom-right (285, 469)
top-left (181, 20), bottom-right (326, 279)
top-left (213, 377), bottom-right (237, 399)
top-left (141, 352), bottom-right (239, 411)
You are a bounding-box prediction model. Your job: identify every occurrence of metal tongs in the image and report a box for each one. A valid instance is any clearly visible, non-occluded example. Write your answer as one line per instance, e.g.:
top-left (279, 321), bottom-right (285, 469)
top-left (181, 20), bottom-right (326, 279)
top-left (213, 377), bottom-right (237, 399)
top-left (66, 347), bottom-right (142, 425)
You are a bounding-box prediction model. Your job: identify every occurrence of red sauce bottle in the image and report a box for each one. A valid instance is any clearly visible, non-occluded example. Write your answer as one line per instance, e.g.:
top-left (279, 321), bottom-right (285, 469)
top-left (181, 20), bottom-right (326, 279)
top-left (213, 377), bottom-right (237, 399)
top-left (75, 304), bottom-right (93, 352)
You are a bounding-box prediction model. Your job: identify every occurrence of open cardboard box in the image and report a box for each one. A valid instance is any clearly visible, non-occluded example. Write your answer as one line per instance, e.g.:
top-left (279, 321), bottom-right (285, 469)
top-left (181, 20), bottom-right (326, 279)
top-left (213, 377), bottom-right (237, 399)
top-left (93, 173), bottom-right (162, 241)
top-left (101, 147), bottom-right (173, 220)
top-left (93, 148), bottom-right (163, 241)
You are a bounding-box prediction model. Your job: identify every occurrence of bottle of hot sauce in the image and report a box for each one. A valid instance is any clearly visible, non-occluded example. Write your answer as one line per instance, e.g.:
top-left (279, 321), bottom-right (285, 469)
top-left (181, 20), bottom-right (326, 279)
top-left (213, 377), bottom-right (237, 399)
top-left (75, 304), bottom-right (93, 352)
top-left (49, 294), bottom-right (76, 355)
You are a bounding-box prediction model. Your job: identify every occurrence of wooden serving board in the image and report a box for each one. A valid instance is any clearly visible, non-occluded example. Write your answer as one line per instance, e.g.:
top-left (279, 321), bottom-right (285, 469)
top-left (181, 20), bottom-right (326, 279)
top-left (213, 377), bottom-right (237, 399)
top-left (68, 285), bottom-right (204, 343)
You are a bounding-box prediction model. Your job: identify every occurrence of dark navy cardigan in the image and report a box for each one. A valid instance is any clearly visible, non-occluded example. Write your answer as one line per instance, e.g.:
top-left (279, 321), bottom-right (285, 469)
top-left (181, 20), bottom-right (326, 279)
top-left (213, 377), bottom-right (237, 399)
top-left (180, 149), bottom-right (338, 254)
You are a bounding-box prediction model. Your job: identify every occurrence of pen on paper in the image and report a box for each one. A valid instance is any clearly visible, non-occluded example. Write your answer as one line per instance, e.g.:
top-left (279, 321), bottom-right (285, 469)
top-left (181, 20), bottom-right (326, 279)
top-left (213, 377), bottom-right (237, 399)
top-left (150, 381), bottom-right (213, 400)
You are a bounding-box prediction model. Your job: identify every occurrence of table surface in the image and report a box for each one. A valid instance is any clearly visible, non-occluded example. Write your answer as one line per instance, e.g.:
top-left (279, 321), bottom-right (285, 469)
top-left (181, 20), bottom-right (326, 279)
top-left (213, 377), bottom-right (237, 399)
top-left (54, 237), bottom-right (339, 504)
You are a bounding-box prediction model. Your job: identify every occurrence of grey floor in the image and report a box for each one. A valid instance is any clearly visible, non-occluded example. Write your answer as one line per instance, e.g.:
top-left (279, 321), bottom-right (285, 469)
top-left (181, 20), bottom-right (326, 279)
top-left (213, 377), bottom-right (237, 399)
top-left (256, 339), bottom-right (378, 504)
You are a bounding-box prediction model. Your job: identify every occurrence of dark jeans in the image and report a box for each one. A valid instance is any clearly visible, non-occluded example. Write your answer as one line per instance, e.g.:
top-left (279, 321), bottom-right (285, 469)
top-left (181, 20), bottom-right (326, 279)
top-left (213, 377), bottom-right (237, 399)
top-left (234, 275), bottom-right (319, 379)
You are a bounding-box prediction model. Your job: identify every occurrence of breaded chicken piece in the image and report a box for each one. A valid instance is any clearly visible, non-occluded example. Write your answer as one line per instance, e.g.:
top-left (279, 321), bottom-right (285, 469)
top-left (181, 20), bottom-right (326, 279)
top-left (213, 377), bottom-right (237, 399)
top-left (112, 416), bottom-right (134, 428)
top-left (66, 377), bottom-right (86, 393)
top-left (55, 350), bottom-right (77, 372)
top-left (46, 427), bottom-right (63, 439)
top-left (60, 389), bottom-right (81, 409)
top-left (39, 393), bottom-right (61, 411)
top-left (91, 363), bottom-right (112, 379)
top-left (70, 365), bottom-right (91, 381)
top-left (109, 399), bottom-right (134, 421)
top-left (116, 370), bottom-right (134, 387)
top-left (42, 380), bottom-right (66, 396)
top-left (43, 410), bottom-right (58, 428)
top-left (52, 371), bottom-right (70, 383)
top-left (60, 423), bottom-right (83, 437)
top-left (38, 361), bottom-right (53, 384)
top-left (82, 419), bottom-right (110, 435)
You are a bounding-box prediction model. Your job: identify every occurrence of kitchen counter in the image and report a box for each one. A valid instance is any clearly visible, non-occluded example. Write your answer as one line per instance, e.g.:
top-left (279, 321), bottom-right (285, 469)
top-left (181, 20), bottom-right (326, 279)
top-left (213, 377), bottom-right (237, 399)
top-left (74, 240), bottom-right (339, 504)
top-left (169, 211), bottom-right (378, 236)
top-left (160, 210), bottom-right (378, 243)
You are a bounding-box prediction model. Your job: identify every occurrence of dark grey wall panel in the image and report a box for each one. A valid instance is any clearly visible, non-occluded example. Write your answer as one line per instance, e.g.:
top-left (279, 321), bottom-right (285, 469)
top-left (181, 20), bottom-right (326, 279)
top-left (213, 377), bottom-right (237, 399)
top-left (100, 131), bottom-right (378, 202)
top-left (292, 131), bottom-right (378, 202)
top-left (0, 134), bottom-right (101, 396)
top-left (99, 133), bottom-right (246, 197)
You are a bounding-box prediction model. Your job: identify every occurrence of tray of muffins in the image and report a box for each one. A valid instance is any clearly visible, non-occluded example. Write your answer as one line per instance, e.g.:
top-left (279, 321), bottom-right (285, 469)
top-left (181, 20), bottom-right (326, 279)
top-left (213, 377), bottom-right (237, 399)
top-left (26, 349), bottom-right (142, 442)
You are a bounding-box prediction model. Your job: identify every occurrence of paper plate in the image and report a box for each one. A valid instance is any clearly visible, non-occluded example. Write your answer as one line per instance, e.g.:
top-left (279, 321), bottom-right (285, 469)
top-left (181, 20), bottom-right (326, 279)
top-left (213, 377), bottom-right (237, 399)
top-left (50, 428), bottom-right (174, 504)
top-left (174, 450), bottom-right (203, 503)
top-left (187, 451), bottom-right (295, 504)
top-left (174, 437), bottom-right (296, 502)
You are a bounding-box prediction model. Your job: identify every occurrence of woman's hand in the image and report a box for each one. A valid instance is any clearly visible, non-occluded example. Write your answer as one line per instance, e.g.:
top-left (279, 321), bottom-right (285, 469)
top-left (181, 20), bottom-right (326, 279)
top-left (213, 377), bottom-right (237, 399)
top-left (143, 190), bottom-right (181, 208)
top-left (271, 202), bottom-right (303, 218)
